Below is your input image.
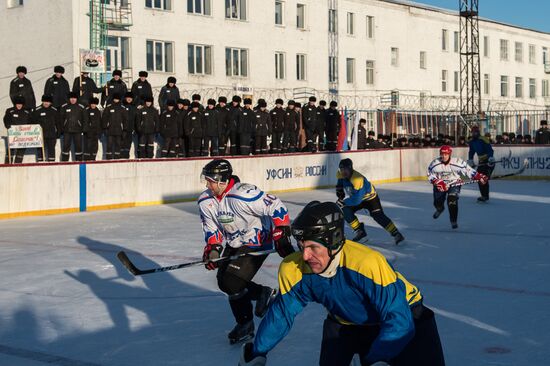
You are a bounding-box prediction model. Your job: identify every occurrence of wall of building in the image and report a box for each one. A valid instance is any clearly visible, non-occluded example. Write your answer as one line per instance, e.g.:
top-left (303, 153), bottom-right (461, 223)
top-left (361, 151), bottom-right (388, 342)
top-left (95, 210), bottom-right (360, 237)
top-left (1, 146), bottom-right (548, 219)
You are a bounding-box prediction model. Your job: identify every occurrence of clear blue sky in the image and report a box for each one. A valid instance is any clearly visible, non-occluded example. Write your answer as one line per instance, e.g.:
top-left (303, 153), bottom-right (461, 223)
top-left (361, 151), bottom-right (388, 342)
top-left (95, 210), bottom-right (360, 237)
top-left (412, 0), bottom-right (550, 33)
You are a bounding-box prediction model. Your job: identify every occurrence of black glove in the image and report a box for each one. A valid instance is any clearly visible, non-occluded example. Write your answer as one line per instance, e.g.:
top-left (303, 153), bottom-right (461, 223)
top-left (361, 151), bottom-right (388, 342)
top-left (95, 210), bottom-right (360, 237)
top-left (202, 243), bottom-right (223, 270)
top-left (272, 226), bottom-right (294, 258)
top-left (336, 186), bottom-right (345, 200)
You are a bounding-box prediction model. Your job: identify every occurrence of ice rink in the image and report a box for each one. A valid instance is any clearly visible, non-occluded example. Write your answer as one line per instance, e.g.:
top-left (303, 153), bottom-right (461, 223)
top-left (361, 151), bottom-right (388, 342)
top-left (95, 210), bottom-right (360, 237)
top-left (0, 180), bottom-right (549, 366)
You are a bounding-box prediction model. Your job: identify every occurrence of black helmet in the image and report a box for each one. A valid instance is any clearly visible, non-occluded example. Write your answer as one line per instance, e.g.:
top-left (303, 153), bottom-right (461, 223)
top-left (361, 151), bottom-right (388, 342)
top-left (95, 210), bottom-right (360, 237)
top-left (339, 158), bottom-right (353, 171)
top-left (291, 201), bottom-right (345, 251)
top-left (202, 159), bottom-right (233, 183)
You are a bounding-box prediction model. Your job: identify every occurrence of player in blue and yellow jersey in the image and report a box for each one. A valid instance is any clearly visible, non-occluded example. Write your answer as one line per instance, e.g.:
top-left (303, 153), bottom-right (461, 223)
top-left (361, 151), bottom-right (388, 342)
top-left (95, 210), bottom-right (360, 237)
top-left (336, 158), bottom-right (404, 245)
top-left (468, 125), bottom-right (495, 202)
top-left (238, 201), bottom-right (445, 366)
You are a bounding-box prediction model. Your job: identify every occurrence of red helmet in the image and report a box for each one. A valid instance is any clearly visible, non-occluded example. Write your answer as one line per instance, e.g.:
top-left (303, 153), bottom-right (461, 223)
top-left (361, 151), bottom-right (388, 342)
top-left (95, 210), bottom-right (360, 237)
top-left (439, 145), bottom-right (452, 155)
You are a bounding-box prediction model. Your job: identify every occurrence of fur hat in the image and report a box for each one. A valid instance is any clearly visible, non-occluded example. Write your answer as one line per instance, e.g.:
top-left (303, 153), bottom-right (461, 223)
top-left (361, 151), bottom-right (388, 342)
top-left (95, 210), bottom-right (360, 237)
top-left (218, 96), bottom-right (228, 103)
top-left (54, 65), bottom-right (65, 74)
top-left (90, 97), bottom-right (100, 105)
top-left (232, 95), bottom-right (242, 103)
top-left (112, 69), bottom-right (122, 77)
top-left (167, 76), bottom-right (177, 84)
top-left (16, 66), bottom-right (27, 74)
top-left (139, 71), bottom-right (148, 77)
top-left (275, 98), bottom-right (284, 105)
top-left (243, 98), bottom-right (253, 105)
top-left (41, 95), bottom-right (53, 103)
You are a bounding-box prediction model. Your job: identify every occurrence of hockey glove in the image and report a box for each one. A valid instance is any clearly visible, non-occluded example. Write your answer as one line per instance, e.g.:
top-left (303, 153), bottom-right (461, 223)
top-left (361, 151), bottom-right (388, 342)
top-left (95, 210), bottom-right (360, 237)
top-left (239, 343), bottom-right (266, 366)
top-left (474, 172), bottom-right (488, 185)
top-left (273, 226), bottom-right (294, 258)
top-left (433, 179), bottom-right (447, 192)
top-left (202, 243), bottom-right (223, 270)
top-left (336, 186), bottom-right (345, 200)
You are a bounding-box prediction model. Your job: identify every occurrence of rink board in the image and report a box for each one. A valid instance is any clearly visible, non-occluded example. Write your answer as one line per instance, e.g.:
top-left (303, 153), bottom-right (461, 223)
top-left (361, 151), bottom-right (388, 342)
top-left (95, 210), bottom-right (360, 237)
top-left (1, 146), bottom-right (548, 219)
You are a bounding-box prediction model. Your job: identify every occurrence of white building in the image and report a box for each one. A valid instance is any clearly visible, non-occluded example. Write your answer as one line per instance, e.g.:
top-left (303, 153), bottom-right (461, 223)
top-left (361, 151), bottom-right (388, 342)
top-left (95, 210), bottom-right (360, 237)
top-left (2, 0), bottom-right (550, 146)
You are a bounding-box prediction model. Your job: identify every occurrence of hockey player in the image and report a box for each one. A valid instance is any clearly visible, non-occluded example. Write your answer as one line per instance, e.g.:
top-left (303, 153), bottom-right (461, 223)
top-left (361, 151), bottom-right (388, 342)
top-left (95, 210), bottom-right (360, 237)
top-left (467, 125), bottom-right (495, 202)
top-left (239, 201), bottom-right (445, 366)
top-left (336, 158), bottom-right (405, 244)
top-left (198, 159), bottom-right (294, 344)
top-left (428, 145), bottom-right (488, 229)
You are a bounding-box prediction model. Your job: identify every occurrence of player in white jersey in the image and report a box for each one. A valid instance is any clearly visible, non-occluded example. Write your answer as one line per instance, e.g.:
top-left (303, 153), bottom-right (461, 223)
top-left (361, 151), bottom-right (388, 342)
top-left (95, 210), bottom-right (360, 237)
top-left (427, 145), bottom-right (488, 229)
top-left (198, 159), bottom-right (294, 344)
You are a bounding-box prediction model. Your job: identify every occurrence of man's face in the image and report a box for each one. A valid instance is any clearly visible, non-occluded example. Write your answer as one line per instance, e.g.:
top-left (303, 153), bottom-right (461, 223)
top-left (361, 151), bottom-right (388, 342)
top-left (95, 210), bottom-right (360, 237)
top-left (82, 73), bottom-right (89, 78)
top-left (440, 152), bottom-right (451, 163)
top-left (125, 97), bottom-right (133, 104)
top-left (69, 97), bottom-right (77, 104)
top-left (15, 103), bottom-right (23, 109)
top-left (205, 179), bottom-right (227, 196)
top-left (42, 101), bottom-right (51, 108)
top-left (145, 101), bottom-right (152, 107)
top-left (300, 241), bottom-right (331, 274)
top-left (55, 72), bottom-right (62, 78)
top-left (220, 102), bottom-right (226, 107)
top-left (168, 82), bottom-right (175, 87)
top-left (140, 76), bottom-right (146, 82)
top-left (113, 75), bottom-right (121, 81)
top-left (339, 166), bottom-right (352, 179)
top-left (288, 105), bottom-right (295, 110)
top-left (17, 72), bottom-right (25, 78)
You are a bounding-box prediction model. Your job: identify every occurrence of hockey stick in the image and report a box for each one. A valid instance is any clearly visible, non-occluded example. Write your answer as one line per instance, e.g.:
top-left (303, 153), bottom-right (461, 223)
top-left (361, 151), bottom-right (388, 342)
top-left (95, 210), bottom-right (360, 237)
top-left (450, 158), bottom-right (529, 188)
top-left (117, 249), bottom-right (276, 276)
top-left (472, 150), bottom-right (512, 168)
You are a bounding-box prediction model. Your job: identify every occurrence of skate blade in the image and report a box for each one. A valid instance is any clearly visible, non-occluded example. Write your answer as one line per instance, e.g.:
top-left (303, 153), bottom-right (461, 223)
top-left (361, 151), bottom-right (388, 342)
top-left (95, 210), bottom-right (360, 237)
top-left (229, 333), bottom-right (254, 345)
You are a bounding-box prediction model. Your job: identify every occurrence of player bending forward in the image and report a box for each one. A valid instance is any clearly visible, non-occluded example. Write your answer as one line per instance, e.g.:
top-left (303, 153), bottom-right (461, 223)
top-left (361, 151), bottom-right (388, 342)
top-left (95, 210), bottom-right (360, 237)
top-left (428, 145), bottom-right (488, 229)
top-left (336, 158), bottom-right (404, 244)
top-left (238, 201), bottom-right (445, 366)
top-left (198, 159), bottom-right (294, 344)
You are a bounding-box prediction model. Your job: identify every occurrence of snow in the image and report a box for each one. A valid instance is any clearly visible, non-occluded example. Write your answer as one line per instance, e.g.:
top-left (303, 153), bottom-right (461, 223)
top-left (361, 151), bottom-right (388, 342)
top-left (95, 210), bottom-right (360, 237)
top-left (0, 180), bottom-right (549, 366)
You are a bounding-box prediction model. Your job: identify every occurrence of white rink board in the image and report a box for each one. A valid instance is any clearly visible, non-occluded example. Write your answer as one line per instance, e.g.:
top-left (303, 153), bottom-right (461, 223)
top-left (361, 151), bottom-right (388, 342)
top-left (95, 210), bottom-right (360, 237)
top-left (1, 147), bottom-right (549, 218)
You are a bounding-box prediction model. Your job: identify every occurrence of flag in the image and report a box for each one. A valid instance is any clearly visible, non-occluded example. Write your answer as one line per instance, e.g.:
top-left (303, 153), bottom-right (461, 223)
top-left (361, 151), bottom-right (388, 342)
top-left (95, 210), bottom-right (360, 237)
top-left (337, 108), bottom-right (348, 151)
top-left (350, 110), bottom-right (360, 150)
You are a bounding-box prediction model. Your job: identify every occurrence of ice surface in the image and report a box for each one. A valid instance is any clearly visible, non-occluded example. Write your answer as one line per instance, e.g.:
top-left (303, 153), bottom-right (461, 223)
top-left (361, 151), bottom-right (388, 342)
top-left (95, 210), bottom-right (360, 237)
top-left (0, 181), bottom-right (549, 366)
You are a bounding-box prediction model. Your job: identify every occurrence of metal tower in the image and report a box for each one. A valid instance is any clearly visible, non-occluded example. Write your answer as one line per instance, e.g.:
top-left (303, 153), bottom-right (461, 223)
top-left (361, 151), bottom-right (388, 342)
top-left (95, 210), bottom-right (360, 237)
top-left (328, 0), bottom-right (339, 95)
top-left (459, 0), bottom-right (481, 126)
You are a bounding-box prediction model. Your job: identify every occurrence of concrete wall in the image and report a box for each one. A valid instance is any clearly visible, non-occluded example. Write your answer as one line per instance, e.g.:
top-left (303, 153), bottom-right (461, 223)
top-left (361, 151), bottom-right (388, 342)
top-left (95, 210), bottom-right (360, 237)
top-left (1, 146), bottom-right (549, 219)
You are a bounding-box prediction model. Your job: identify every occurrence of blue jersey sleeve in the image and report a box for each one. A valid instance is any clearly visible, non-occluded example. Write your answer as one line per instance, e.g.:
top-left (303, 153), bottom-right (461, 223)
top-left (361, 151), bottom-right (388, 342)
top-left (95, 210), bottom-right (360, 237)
top-left (343, 176), bottom-right (372, 206)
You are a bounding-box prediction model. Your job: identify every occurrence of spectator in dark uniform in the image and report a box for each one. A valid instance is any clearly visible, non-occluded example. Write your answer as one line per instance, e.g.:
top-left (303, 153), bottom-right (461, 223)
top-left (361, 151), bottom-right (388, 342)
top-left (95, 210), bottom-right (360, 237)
top-left (282, 100), bottom-right (299, 153)
top-left (72, 71), bottom-right (102, 107)
top-left (216, 96), bottom-right (230, 156)
top-left (270, 98), bottom-right (285, 154)
top-left (302, 96), bottom-right (317, 152)
top-left (44, 66), bottom-right (70, 109)
top-left (131, 71), bottom-right (153, 106)
top-left (31, 95), bottom-right (60, 162)
top-left (158, 77), bottom-right (179, 112)
top-left (83, 97), bottom-right (102, 161)
top-left (203, 99), bottom-right (220, 157)
top-left (176, 98), bottom-right (190, 157)
top-left (159, 100), bottom-right (179, 158)
top-left (3, 96), bottom-right (31, 163)
top-left (254, 100), bottom-right (271, 155)
top-left (10, 66), bottom-right (36, 110)
top-left (136, 96), bottom-right (158, 159)
top-left (102, 93), bottom-right (127, 160)
top-left (325, 101), bottom-right (340, 151)
top-left (122, 92), bottom-right (138, 158)
top-left (294, 102), bottom-right (302, 150)
top-left (239, 98), bottom-right (255, 156)
top-left (535, 120), bottom-right (550, 144)
top-left (316, 100), bottom-right (327, 151)
top-left (59, 92), bottom-right (86, 161)
top-left (186, 102), bottom-right (203, 157)
top-left (357, 118), bottom-right (367, 150)
top-left (228, 95), bottom-right (242, 155)
top-left (365, 130), bottom-right (376, 149)
top-left (101, 70), bottom-right (127, 107)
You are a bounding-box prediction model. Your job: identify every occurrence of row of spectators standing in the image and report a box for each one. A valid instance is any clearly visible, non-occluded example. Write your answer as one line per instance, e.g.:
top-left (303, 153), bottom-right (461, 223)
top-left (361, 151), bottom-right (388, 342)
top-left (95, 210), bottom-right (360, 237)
top-left (5, 66), bottom-right (347, 163)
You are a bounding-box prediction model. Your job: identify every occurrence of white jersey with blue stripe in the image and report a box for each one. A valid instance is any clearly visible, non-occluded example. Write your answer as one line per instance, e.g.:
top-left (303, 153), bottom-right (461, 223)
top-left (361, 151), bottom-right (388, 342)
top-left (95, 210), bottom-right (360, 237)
top-left (427, 157), bottom-right (477, 186)
top-left (198, 181), bottom-right (290, 249)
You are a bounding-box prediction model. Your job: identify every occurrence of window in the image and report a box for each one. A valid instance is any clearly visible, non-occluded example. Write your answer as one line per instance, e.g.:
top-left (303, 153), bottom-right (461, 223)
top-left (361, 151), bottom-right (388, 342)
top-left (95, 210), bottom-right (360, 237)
top-left (365, 111), bottom-right (375, 130)
top-left (225, 47), bottom-right (248, 77)
top-left (366, 60), bottom-right (374, 85)
top-left (419, 51), bottom-right (426, 69)
top-left (106, 36), bottom-right (130, 72)
top-left (543, 80), bottom-right (549, 97)
top-left (296, 54), bottom-right (306, 80)
top-left (391, 47), bottom-right (399, 67)
top-left (543, 47), bottom-right (548, 65)
top-left (529, 44), bottom-right (536, 64)
top-left (275, 1), bottom-right (284, 25)
top-left (483, 36), bottom-right (490, 57)
top-left (275, 52), bottom-right (285, 79)
top-left (187, 0), bottom-right (210, 15)
top-left (346, 58), bottom-right (355, 83)
top-left (7, 0), bottom-right (23, 8)
top-left (328, 9), bottom-right (336, 33)
top-left (347, 12), bottom-right (354, 35)
top-left (483, 74), bottom-right (490, 95)
top-left (454, 31), bottom-right (459, 53)
top-left (366, 16), bottom-right (374, 39)
top-left (225, 0), bottom-right (246, 20)
top-left (146, 0), bottom-right (171, 11)
top-left (500, 39), bottom-right (508, 61)
top-left (329, 56), bottom-right (337, 83)
top-left (441, 70), bottom-right (448, 92)
top-left (454, 71), bottom-right (459, 92)
top-left (515, 77), bottom-right (523, 98)
top-left (442, 29), bottom-right (448, 51)
top-left (188, 44), bottom-right (212, 75)
top-left (515, 42), bottom-right (523, 62)
top-left (500, 76), bottom-right (508, 97)
top-left (146, 40), bottom-right (173, 72)
top-left (529, 78), bottom-right (536, 98)
top-left (296, 4), bottom-right (306, 29)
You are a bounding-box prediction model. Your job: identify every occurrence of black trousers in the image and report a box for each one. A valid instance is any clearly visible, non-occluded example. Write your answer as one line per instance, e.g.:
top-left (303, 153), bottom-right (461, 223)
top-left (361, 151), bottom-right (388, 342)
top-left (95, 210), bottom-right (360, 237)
top-left (319, 305), bottom-right (445, 366)
top-left (433, 186), bottom-right (461, 222)
top-left (83, 134), bottom-right (99, 161)
top-left (121, 131), bottom-right (133, 159)
top-left (254, 136), bottom-right (268, 154)
top-left (342, 195), bottom-right (399, 236)
top-left (218, 135), bottom-right (228, 156)
top-left (37, 138), bottom-right (57, 162)
top-left (61, 133), bottom-right (83, 162)
top-left (271, 132), bottom-right (283, 153)
top-left (161, 136), bottom-right (177, 157)
top-left (477, 165), bottom-right (494, 199)
top-left (189, 137), bottom-right (203, 157)
top-left (316, 128), bottom-right (326, 151)
top-left (216, 246), bottom-right (268, 325)
top-left (204, 136), bottom-right (219, 156)
top-left (229, 131), bottom-right (239, 155)
top-left (176, 137), bottom-right (186, 157)
top-left (139, 134), bottom-right (155, 158)
top-left (6, 149), bottom-right (25, 164)
top-left (326, 130), bottom-right (338, 151)
top-left (240, 133), bottom-right (251, 155)
top-left (282, 131), bottom-right (296, 152)
top-left (106, 135), bottom-right (121, 160)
